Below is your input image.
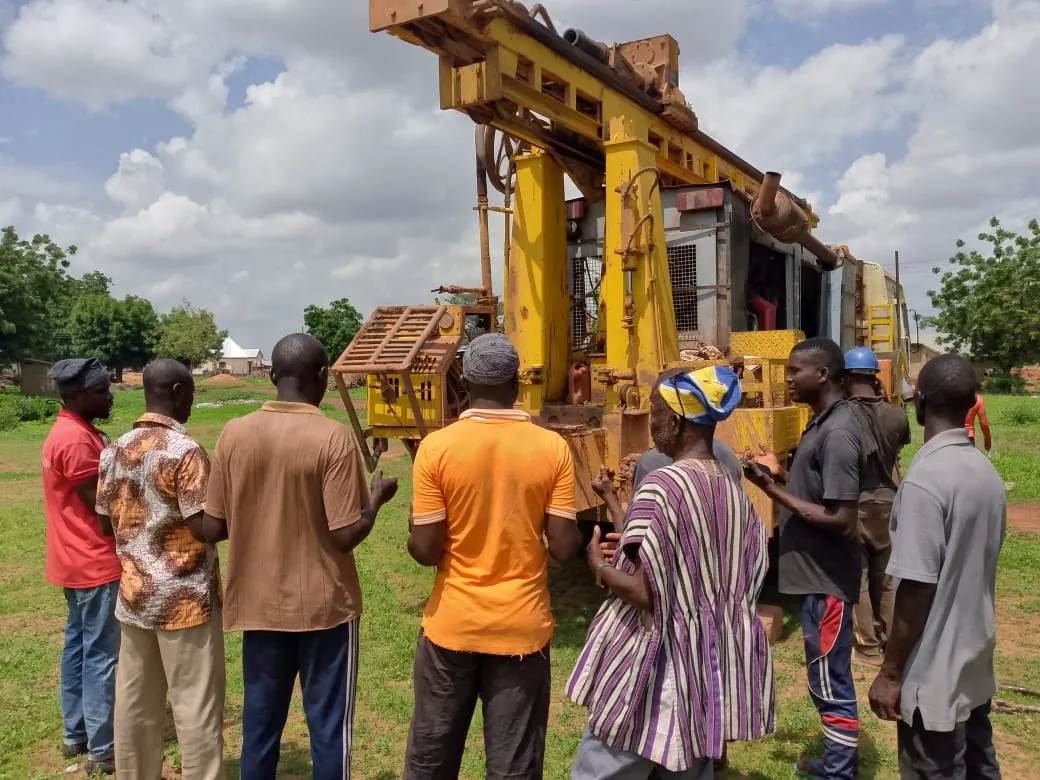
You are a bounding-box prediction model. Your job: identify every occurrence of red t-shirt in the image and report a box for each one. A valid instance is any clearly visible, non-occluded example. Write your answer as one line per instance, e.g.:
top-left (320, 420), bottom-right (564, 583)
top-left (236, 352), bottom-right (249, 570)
top-left (42, 410), bottom-right (121, 589)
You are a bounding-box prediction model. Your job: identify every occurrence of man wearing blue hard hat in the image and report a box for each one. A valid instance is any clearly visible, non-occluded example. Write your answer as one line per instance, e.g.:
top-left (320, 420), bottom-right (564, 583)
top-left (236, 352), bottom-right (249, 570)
top-left (843, 346), bottom-right (911, 668)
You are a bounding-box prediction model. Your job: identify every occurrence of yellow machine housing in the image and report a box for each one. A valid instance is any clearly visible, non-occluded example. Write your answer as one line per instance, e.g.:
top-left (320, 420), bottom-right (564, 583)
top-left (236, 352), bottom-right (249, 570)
top-left (334, 0), bottom-right (913, 530)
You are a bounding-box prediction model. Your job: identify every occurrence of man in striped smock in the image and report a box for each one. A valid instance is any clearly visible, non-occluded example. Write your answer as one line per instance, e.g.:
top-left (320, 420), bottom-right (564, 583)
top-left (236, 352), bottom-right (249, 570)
top-left (567, 366), bottom-right (776, 779)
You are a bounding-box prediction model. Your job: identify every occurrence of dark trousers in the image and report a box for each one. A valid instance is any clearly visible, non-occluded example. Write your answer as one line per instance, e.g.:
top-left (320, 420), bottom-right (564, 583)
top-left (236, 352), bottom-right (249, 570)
top-left (897, 702), bottom-right (1001, 780)
top-left (802, 594), bottom-right (859, 780)
top-left (404, 632), bottom-right (551, 780)
top-left (240, 620), bottom-right (360, 780)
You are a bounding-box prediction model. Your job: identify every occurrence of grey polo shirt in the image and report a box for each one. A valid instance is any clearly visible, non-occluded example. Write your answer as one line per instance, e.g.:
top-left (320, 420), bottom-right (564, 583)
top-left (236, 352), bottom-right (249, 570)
top-left (888, 427), bottom-right (1006, 731)
top-left (633, 440), bottom-right (742, 489)
top-left (778, 400), bottom-right (863, 603)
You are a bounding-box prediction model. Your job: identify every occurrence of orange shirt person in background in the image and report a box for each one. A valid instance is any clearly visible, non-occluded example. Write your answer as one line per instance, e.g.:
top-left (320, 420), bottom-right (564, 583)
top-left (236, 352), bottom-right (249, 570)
top-left (965, 394), bottom-right (992, 451)
top-left (404, 332), bottom-right (583, 780)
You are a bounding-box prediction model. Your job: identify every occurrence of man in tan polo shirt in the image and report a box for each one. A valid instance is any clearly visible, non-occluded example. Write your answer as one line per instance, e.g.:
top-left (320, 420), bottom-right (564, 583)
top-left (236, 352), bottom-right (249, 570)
top-left (198, 333), bottom-right (398, 779)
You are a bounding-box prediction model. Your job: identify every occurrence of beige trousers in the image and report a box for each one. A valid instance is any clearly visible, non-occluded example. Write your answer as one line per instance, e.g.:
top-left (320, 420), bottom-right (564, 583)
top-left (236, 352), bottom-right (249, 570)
top-left (114, 612), bottom-right (226, 780)
top-left (853, 501), bottom-right (895, 655)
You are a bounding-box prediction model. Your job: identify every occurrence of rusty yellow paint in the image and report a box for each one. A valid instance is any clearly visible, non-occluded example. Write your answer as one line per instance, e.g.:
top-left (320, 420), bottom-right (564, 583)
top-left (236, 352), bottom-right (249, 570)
top-left (505, 151), bottom-right (570, 414)
top-left (730, 330), bottom-right (806, 360)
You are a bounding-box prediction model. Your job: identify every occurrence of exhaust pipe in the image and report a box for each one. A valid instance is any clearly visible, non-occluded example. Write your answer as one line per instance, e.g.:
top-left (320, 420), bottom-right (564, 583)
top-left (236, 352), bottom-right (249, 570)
top-left (563, 28), bottom-right (609, 63)
top-left (752, 172), bottom-right (840, 270)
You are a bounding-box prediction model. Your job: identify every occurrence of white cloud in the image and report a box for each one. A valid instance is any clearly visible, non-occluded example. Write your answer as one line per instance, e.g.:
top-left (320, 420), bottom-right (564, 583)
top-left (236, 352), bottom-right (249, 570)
top-left (774, 0), bottom-right (887, 17)
top-left (1, 0), bottom-right (1038, 349)
top-left (823, 0), bottom-right (1040, 307)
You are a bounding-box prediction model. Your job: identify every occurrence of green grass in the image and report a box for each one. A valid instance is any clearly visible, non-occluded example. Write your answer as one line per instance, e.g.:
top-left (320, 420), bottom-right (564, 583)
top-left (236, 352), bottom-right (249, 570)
top-left (1, 388), bottom-right (1039, 778)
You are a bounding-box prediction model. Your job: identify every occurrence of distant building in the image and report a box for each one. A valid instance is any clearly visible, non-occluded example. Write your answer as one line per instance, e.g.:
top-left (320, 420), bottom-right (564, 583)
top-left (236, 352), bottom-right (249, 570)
top-left (909, 334), bottom-right (943, 382)
top-left (203, 337), bottom-right (266, 376)
top-left (18, 360), bottom-right (58, 397)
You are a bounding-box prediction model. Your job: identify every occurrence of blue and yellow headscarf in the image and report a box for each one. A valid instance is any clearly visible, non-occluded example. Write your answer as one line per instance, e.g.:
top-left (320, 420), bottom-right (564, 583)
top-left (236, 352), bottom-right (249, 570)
top-left (658, 366), bottom-right (742, 425)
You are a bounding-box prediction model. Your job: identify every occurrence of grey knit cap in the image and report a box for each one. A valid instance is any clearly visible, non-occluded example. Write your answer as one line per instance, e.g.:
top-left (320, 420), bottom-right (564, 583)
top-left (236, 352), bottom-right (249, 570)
top-left (48, 357), bottom-right (109, 393)
top-left (462, 333), bottom-right (519, 385)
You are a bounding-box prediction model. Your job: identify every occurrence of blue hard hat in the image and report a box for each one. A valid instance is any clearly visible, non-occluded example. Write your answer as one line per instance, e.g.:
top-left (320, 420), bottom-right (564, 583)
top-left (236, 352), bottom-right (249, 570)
top-left (845, 346), bottom-right (880, 373)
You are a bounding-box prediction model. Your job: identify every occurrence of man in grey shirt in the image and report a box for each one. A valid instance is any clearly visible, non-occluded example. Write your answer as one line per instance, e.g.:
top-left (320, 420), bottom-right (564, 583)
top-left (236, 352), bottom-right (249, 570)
top-left (632, 439), bottom-right (742, 488)
top-left (868, 354), bottom-right (1005, 779)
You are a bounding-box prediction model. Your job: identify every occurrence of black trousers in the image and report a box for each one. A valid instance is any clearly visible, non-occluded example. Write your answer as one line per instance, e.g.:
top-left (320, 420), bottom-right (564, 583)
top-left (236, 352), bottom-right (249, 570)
top-left (403, 632), bottom-right (550, 780)
top-left (897, 701), bottom-right (1001, 780)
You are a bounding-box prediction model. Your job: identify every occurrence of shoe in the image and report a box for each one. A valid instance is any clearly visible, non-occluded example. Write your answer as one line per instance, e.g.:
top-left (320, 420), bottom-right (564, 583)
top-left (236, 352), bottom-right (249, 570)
top-left (853, 648), bottom-right (883, 668)
top-left (62, 742), bottom-right (87, 759)
top-left (85, 757), bottom-right (116, 776)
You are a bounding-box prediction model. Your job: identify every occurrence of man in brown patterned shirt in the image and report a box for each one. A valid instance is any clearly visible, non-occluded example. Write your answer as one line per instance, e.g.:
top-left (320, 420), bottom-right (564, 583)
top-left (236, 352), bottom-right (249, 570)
top-left (96, 359), bottom-right (225, 780)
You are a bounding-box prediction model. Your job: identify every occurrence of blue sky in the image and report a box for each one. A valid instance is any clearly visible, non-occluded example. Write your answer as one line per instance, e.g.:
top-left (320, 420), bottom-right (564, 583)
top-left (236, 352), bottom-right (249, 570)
top-left (1, 0), bottom-right (1037, 352)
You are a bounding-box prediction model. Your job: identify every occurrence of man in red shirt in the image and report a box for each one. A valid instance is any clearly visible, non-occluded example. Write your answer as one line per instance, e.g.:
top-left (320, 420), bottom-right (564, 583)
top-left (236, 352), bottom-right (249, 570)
top-left (965, 394), bottom-right (992, 452)
top-left (42, 358), bottom-right (120, 775)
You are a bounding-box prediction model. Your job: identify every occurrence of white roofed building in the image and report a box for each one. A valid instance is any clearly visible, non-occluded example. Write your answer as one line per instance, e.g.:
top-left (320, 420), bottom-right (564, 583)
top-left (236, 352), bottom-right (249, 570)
top-left (203, 337), bottom-right (266, 376)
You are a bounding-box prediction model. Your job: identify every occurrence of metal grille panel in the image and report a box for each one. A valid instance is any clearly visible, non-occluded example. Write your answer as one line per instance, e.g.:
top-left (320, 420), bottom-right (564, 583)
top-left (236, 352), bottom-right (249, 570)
top-left (571, 254), bottom-right (603, 349)
top-left (668, 244), bottom-right (698, 332)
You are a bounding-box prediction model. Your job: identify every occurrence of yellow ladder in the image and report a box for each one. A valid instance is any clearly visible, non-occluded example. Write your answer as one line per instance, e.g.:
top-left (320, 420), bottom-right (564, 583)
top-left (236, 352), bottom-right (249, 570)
top-left (867, 304), bottom-right (896, 353)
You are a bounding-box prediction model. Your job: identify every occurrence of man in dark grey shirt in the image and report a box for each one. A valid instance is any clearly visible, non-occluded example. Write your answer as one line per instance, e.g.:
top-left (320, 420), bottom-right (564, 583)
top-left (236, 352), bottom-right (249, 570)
top-left (869, 354), bottom-right (1005, 780)
top-left (745, 337), bottom-right (862, 780)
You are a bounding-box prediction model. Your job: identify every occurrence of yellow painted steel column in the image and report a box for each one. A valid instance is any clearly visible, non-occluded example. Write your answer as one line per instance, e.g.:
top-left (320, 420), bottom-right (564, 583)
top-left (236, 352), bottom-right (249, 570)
top-left (504, 150), bottom-right (569, 414)
top-left (601, 115), bottom-right (680, 406)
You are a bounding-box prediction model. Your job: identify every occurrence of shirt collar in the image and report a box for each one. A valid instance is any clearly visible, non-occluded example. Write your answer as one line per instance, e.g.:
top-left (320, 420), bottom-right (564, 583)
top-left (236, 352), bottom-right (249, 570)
top-left (805, 398), bottom-right (846, 431)
top-left (260, 400), bottom-right (326, 416)
top-left (915, 427), bottom-right (971, 459)
top-left (58, 408), bottom-right (105, 438)
top-left (460, 407), bottom-right (531, 423)
top-left (134, 412), bottom-right (187, 435)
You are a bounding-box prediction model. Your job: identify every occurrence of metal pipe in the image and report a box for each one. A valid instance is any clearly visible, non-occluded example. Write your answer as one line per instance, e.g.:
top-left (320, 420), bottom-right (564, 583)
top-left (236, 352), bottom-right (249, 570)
top-left (563, 28), bottom-right (608, 63)
top-left (752, 171), bottom-right (839, 270)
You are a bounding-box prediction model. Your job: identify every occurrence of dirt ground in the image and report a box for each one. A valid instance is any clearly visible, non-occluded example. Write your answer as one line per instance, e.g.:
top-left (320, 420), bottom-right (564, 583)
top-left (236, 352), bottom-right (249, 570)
top-left (1007, 503), bottom-right (1040, 532)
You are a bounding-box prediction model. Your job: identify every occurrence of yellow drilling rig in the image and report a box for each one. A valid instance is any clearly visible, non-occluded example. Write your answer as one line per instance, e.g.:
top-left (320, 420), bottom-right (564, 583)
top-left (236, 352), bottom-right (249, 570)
top-left (332, 0), bottom-right (912, 528)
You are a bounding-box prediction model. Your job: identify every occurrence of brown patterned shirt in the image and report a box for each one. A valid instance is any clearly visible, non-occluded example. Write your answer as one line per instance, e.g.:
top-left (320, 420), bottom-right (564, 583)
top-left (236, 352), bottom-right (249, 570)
top-left (97, 413), bottom-right (220, 631)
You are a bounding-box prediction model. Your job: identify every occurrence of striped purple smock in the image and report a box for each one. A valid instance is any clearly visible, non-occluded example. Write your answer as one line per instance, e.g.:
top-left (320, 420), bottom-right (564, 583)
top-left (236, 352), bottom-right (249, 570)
top-left (566, 458), bottom-right (776, 772)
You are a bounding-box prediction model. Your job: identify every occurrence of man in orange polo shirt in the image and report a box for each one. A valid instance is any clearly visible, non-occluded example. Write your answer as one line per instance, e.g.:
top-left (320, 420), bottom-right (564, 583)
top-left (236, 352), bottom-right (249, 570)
top-left (403, 333), bottom-right (584, 780)
top-left (41, 358), bottom-right (120, 775)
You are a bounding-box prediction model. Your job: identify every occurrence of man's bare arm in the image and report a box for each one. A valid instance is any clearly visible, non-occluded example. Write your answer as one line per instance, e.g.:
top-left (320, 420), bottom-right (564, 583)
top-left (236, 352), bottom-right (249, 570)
top-left (546, 514), bottom-right (583, 563)
top-left (74, 478), bottom-right (98, 516)
top-left (407, 506), bottom-right (447, 567)
top-left (600, 562), bottom-right (653, 612)
top-left (187, 512), bottom-right (229, 543)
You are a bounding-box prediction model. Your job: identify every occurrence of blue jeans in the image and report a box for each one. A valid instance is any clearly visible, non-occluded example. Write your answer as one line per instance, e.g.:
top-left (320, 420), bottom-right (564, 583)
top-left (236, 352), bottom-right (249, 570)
top-left (240, 620), bottom-right (360, 780)
top-left (61, 582), bottom-right (120, 760)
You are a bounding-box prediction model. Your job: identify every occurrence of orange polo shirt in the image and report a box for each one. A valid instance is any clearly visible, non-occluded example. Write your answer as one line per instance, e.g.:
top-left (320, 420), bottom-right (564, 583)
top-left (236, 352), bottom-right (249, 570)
top-left (412, 408), bottom-right (577, 655)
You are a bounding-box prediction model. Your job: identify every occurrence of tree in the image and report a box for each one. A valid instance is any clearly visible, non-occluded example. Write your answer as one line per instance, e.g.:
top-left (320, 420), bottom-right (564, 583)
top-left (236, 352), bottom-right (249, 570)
top-left (155, 303), bottom-right (226, 368)
top-left (926, 217), bottom-right (1040, 373)
top-left (0, 226), bottom-right (77, 364)
top-left (68, 295), bottom-right (160, 381)
top-left (304, 298), bottom-right (363, 362)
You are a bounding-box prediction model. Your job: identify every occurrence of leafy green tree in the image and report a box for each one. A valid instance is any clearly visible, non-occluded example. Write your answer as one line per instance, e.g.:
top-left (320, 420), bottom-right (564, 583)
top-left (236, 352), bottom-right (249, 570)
top-left (0, 226), bottom-right (77, 364)
top-left (927, 217), bottom-right (1040, 372)
top-left (304, 298), bottom-right (364, 362)
top-left (68, 295), bottom-right (160, 381)
top-left (155, 303), bottom-right (226, 368)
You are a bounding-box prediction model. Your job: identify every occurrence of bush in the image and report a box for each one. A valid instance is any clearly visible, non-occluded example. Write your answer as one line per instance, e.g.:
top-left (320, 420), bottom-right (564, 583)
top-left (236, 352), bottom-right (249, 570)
top-left (984, 372), bottom-right (1027, 395)
top-left (1000, 402), bottom-right (1040, 427)
top-left (0, 393), bottom-right (60, 429)
top-left (0, 402), bottom-right (19, 431)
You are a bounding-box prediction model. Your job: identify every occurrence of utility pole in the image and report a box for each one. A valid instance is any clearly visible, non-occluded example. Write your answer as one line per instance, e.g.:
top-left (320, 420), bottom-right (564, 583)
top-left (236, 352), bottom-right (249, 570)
top-left (894, 249), bottom-right (901, 288)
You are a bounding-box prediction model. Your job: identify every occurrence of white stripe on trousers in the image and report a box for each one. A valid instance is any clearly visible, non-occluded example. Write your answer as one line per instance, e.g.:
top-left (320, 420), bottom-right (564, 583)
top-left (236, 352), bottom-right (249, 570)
top-left (342, 619), bottom-right (360, 780)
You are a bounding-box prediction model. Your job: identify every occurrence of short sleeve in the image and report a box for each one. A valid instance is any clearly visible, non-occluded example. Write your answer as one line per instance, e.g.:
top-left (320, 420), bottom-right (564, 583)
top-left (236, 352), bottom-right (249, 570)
top-left (411, 439), bottom-right (446, 526)
top-left (176, 447), bottom-right (211, 520)
top-left (57, 435), bottom-right (101, 484)
top-left (547, 441), bottom-right (577, 521)
top-left (204, 431), bottom-right (228, 520)
top-left (888, 482), bottom-right (945, 584)
top-left (821, 428), bottom-right (861, 502)
top-left (95, 448), bottom-right (115, 516)
top-left (323, 431), bottom-right (366, 531)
